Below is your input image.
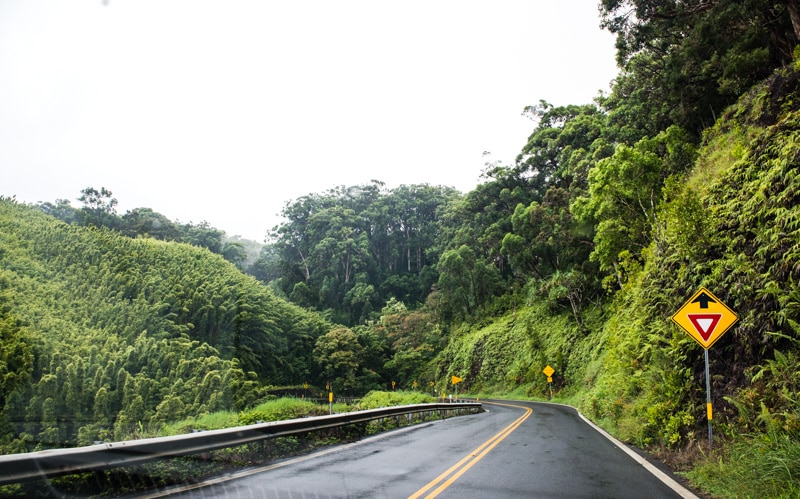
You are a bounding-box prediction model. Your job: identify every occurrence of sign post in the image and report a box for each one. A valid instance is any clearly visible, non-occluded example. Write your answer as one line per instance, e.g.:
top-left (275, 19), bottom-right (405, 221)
top-left (671, 287), bottom-right (738, 448)
top-left (543, 365), bottom-right (555, 400)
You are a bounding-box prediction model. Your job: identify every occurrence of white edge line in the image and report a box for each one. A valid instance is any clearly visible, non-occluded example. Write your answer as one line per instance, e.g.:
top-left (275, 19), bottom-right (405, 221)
top-left (144, 402), bottom-right (698, 499)
top-left (538, 401), bottom-right (699, 499)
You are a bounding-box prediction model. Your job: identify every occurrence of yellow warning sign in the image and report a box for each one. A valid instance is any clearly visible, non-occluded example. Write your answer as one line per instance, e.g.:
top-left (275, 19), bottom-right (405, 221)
top-left (671, 287), bottom-right (738, 349)
top-left (543, 365), bottom-right (555, 377)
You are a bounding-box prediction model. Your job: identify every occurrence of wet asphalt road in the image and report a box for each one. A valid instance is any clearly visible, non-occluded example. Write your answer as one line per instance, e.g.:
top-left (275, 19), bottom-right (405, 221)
top-left (169, 400), bottom-right (698, 499)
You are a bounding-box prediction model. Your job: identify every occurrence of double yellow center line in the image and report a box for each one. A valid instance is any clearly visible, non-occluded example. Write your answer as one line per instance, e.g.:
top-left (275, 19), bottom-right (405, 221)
top-left (408, 402), bottom-right (533, 499)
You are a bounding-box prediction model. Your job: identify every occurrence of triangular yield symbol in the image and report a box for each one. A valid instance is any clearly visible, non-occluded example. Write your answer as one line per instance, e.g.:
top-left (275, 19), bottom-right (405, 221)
top-left (688, 313), bottom-right (722, 341)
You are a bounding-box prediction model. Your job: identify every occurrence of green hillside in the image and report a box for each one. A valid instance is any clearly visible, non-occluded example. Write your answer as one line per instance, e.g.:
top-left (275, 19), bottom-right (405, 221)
top-left (0, 199), bottom-right (330, 450)
top-left (430, 63), bottom-right (800, 497)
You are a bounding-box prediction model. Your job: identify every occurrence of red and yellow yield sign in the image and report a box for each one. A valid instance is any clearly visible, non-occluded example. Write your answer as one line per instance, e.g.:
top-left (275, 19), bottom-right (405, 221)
top-left (671, 287), bottom-right (738, 349)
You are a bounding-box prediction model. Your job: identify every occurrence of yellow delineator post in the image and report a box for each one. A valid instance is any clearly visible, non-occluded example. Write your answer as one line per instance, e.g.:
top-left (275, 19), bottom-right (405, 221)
top-left (543, 365), bottom-right (555, 399)
top-left (671, 287), bottom-right (738, 448)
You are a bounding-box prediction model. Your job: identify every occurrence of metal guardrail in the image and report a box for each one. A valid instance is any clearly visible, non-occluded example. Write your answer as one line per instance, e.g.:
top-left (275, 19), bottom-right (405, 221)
top-left (0, 402), bottom-right (482, 485)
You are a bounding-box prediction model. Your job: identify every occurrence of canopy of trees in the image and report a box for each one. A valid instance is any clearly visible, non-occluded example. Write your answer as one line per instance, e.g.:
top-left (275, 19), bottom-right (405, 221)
top-left (263, 182), bottom-right (460, 325)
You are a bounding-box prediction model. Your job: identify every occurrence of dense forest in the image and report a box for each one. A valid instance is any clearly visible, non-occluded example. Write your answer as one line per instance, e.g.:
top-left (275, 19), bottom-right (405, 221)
top-left (4, 1), bottom-right (800, 496)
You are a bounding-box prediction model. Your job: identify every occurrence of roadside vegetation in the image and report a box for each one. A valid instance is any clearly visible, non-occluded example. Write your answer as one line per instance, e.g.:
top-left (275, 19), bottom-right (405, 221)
top-left (3, 2), bottom-right (800, 497)
top-left (1, 392), bottom-right (441, 497)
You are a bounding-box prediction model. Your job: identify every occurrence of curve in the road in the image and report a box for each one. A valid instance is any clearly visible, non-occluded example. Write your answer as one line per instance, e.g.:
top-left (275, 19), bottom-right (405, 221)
top-left (408, 401), bottom-right (532, 498)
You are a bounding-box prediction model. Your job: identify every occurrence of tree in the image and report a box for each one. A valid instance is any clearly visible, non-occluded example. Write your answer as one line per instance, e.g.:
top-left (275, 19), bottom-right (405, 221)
top-left (271, 182), bottom-right (458, 326)
top-left (501, 187), bottom-right (590, 282)
top-left (120, 207), bottom-right (180, 241)
top-left (537, 270), bottom-right (591, 330)
top-left (600, 0), bottom-right (800, 136)
top-left (36, 199), bottom-right (78, 224)
top-left (313, 327), bottom-right (364, 394)
top-left (182, 221), bottom-right (224, 253)
top-left (517, 101), bottom-right (613, 193)
top-left (572, 126), bottom-right (697, 288)
top-left (222, 241), bottom-right (247, 268)
top-left (0, 291), bottom-right (34, 411)
top-left (78, 187), bottom-right (119, 228)
top-left (249, 244), bottom-right (283, 283)
top-left (376, 300), bottom-right (441, 383)
top-left (153, 395), bottom-right (186, 426)
top-left (343, 281), bottom-right (378, 325)
top-left (435, 245), bottom-right (502, 322)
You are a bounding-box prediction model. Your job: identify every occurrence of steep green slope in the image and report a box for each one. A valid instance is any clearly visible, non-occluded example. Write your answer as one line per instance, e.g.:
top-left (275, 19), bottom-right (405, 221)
top-left (434, 63), bottom-right (800, 496)
top-left (0, 199), bottom-right (329, 451)
top-left (586, 63), bottom-right (800, 444)
top-left (431, 301), bottom-right (605, 399)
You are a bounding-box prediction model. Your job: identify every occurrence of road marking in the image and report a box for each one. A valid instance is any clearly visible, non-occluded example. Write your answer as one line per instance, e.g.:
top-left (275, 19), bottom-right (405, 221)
top-left (572, 407), bottom-right (700, 499)
top-left (408, 401), bottom-right (532, 499)
top-left (528, 400), bottom-right (699, 499)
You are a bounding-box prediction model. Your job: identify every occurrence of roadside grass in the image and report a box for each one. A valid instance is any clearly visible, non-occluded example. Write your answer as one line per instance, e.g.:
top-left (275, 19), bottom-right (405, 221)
top-left (683, 431), bottom-right (800, 498)
top-left (158, 410), bottom-right (240, 436)
top-left (238, 397), bottom-right (326, 425)
top-left (157, 392), bottom-right (438, 436)
top-left (355, 390), bottom-right (435, 409)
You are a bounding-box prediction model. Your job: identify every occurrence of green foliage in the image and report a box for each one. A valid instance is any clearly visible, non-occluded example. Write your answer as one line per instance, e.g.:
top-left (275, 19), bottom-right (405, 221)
top-left (0, 199), bottom-right (329, 452)
top-left (270, 182), bottom-right (460, 326)
top-left (502, 187), bottom-right (592, 283)
top-left (573, 126), bottom-right (697, 283)
top-left (685, 431), bottom-right (800, 498)
top-left (313, 327), bottom-right (364, 394)
top-left (238, 398), bottom-right (323, 425)
top-left (78, 186), bottom-right (119, 229)
top-left (575, 65), bottom-right (800, 495)
top-left (435, 245), bottom-right (503, 323)
top-left (600, 0), bottom-right (795, 136)
top-left (425, 59), bottom-right (800, 497)
top-left (375, 300), bottom-right (441, 386)
top-left (36, 188), bottom-right (255, 268)
top-left (355, 390), bottom-right (435, 410)
top-left (431, 300), bottom-right (603, 398)
top-left (517, 101), bottom-right (614, 192)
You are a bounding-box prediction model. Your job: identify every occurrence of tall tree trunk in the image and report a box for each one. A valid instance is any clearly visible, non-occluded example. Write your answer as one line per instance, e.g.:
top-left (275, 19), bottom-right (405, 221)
top-left (612, 260), bottom-right (624, 291)
top-left (786, 0), bottom-right (800, 42)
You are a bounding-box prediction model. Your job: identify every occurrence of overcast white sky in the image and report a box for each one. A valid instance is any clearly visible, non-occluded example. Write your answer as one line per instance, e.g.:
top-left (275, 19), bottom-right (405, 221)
top-left (1, 0), bottom-right (618, 241)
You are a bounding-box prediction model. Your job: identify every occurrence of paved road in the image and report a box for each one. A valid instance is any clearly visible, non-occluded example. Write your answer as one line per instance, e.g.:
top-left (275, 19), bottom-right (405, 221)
top-left (166, 400), bottom-right (698, 499)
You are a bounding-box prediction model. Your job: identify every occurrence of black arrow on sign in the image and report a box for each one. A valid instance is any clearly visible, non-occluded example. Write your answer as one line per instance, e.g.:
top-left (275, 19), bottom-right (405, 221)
top-left (692, 292), bottom-right (717, 309)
